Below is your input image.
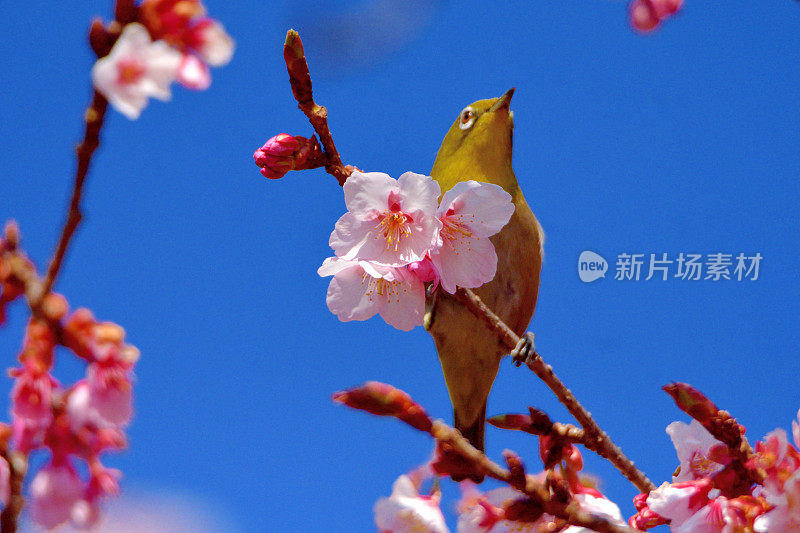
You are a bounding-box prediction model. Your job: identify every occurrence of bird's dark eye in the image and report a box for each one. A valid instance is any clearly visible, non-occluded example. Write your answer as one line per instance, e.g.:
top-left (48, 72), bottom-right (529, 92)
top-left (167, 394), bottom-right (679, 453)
top-left (459, 106), bottom-right (476, 130)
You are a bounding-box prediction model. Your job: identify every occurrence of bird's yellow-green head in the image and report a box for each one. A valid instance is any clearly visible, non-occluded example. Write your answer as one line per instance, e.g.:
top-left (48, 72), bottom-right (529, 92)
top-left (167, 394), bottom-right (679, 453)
top-left (431, 88), bottom-right (518, 196)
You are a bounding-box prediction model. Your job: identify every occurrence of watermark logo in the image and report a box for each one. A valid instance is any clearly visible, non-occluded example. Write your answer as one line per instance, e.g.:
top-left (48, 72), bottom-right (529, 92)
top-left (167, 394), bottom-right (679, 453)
top-left (577, 252), bottom-right (762, 282)
top-left (578, 251), bottom-right (608, 283)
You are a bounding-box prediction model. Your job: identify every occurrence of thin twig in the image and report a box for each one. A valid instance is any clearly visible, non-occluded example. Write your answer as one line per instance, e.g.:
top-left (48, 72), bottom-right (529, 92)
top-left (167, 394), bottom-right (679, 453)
top-left (454, 287), bottom-right (655, 494)
top-left (39, 91), bottom-right (108, 303)
top-left (0, 451), bottom-right (26, 533)
top-left (283, 30), bottom-right (351, 186)
top-left (430, 421), bottom-right (637, 533)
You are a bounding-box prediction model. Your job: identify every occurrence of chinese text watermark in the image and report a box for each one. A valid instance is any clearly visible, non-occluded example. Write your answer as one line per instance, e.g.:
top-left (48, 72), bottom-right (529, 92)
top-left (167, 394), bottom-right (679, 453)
top-left (578, 251), bottom-right (762, 283)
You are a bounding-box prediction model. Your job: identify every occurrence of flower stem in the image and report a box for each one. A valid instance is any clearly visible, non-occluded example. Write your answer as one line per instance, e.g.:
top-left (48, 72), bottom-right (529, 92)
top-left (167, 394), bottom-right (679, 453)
top-left (38, 90), bottom-right (108, 304)
top-left (283, 30), bottom-right (351, 186)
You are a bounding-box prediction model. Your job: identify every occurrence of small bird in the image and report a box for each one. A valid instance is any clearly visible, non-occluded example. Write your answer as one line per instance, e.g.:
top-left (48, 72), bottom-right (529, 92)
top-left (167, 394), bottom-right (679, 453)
top-left (425, 89), bottom-right (543, 472)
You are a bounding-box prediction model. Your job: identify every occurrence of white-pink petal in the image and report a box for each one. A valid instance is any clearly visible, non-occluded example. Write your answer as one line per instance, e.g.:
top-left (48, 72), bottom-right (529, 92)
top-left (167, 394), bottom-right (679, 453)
top-left (432, 233), bottom-right (496, 294)
top-left (563, 494), bottom-right (625, 532)
top-left (374, 475), bottom-right (449, 533)
top-left (342, 172), bottom-right (397, 215)
top-left (197, 21), bottom-right (234, 66)
top-left (438, 181), bottom-right (514, 237)
top-left (396, 172), bottom-right (442, 215)
top-left (431, 181), bottom-right (514, 294)
top-left (91, 23), bottom-right (182, 120)
top-left (666, 420), bottom-right (725, 482)
top-left (319, 259), bottom-right (425, 331)
top-left (30, 462), bottom-right (84, 530)
top-left (177, 53), bottom-right (212, 90)
top-left (331, 171), bottom-right (441, 266)
top-left (323, 260), bottom-right (381, 323)
top-left (646, 482), bottom-right (709, 526)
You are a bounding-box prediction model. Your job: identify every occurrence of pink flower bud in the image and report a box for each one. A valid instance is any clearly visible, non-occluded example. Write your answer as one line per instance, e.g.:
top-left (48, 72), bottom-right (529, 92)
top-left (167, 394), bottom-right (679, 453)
top-left (630, 0), bottom-right (660, 32)
top-left (407, 258), bottom-right (439, 286)
top-left (253, 134), bottom-right (303, 180)
top-left (630, 0), bottom-right (683, 33)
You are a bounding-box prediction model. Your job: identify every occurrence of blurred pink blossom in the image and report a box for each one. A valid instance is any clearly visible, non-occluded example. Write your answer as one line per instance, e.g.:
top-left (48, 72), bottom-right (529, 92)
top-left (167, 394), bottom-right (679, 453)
top-left (91, 23), bottom-right (182, 120)
top-left (374, 473), bottom-right (449, 533)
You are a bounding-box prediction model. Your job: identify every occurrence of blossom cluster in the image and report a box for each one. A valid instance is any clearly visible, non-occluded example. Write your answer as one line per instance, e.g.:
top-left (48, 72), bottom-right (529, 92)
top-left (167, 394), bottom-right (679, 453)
top-left (630, 414), bottom-right (800, 532)
top-left (317, 171), bottom-right (515, 331)
top-left (92, 0), bottom-right (234, 119)
top-left (0, 225), bottom-right (139, 529)
top-left (374, 450), bottom-right (625, 532)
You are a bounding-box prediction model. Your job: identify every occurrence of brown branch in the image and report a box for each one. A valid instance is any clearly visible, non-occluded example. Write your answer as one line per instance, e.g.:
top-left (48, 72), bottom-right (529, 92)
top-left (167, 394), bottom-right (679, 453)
top-left (38, 90), bottom-right (108, 304)
top-left (283, 30), bottom-right (351, 186)
top-left (0, 451), bottom-right (26, 533)
top-left (430, 421), bottom-right (637, 533)
top-left (454, 287), bottom-right (656, 494)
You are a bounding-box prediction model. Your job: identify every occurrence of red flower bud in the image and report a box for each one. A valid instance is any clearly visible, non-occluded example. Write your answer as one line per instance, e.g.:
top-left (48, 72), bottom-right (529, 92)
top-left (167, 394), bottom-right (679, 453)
top-left (253, 134), bottom-right (319, 180)
top-left (630, 0), bottom-right (683, 33)
top-left (332, 381), bottom-right (433, 433)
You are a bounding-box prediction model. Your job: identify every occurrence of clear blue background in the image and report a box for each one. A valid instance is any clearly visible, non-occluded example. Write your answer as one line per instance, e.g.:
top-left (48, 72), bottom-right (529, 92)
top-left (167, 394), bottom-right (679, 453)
top-left (1, 1), bottom-right (799, 531)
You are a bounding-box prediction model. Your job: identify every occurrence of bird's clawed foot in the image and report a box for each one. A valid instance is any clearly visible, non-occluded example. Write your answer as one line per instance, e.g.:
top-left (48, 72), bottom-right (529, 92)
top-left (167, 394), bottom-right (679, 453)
top-left (511, 332), bottom-right (536, 367)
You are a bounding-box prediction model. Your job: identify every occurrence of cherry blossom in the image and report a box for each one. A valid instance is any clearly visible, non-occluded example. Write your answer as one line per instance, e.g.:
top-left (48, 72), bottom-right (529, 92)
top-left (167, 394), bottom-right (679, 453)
top-left (10, 365), bottom-right (56, 428)
top-left (374, 473), bottom-right (449, 533)
top-left (430, 181), bottom-right (514, 294)
top-left (645, 479), bottom-right (714, 527)
top-left (91, 23), bottom-right (182, 120)
top-left (667, 420), bottom-right (729, 482)
top-left (139, 0), bottom-right (234, 90)
top-left (329, 172), bottom-right (442, 267)
top-left (30, 461), bottom-right (84, 530)
top-left (318, 257), bottom-right (425, 331)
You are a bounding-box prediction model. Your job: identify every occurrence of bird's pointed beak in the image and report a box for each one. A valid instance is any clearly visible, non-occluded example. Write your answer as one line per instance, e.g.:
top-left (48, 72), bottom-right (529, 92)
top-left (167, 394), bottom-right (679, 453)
top-left (489, 87), bottom-right (515, 112)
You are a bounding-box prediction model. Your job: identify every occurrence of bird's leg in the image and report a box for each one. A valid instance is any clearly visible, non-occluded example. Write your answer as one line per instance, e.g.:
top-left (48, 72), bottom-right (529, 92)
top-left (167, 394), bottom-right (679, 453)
top-left (511, 331), bottom-right (536, 367)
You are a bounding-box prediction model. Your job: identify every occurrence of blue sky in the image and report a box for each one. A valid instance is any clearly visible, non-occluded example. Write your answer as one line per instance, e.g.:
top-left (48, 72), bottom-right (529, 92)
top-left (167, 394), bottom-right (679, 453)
top-left (1, 0), bottom-right (799, 531)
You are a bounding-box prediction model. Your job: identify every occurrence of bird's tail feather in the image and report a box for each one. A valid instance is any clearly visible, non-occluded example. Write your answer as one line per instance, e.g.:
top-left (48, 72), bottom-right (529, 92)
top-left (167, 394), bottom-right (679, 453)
top-left (452, 402), bottom-right (487, 483)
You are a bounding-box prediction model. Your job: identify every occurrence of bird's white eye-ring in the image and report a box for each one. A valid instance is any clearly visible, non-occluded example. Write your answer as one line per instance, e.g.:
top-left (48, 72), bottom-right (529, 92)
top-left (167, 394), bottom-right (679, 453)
top-left (459, 106), bottom-right (476, 130)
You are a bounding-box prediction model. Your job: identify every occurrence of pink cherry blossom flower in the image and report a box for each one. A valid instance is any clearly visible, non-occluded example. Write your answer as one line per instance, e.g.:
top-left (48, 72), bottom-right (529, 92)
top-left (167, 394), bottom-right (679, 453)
top-left (91, 23), bottom-right (183, 120)
top-left (457, 486), bottom-right (526, 533)
top-left (318, 258), bottom-right (425, 331)
top-left (184, 19), bottom-right (234, 68)
top-left (10, 365), bottom-right (56, 428)
top-left (754, 468), bottom-right (800, 532)
top-left (751, 426), bottom-right (800, 532)
top-left (667, 420), bottom-right (729, 482)
top-left (30, 461), bottom-right (84, 530)
top-left (374, 473), bottom-right (449, 533)
top-left (430, 181), bottom-right (514, 294)
top-left (87, 363), bottom-right (134, 427)
top-left (645, 479), bottom-right (713, 527)
top-left (177, 53), bottom-right (212, 90)
top-left (407, 256), bottom-right (440, 287)
top-left (329, 172), bottom-right (442, 267)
